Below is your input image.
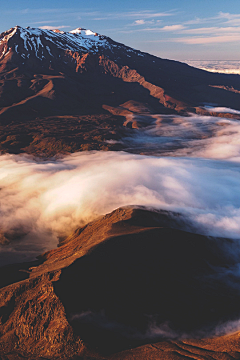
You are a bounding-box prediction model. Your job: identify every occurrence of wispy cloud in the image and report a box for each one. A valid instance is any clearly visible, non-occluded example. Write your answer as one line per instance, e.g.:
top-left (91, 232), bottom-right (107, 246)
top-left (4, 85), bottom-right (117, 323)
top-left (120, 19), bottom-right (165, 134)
top-left (183, 11), bottom-right (240, 27)
top-left (94, 10), bottom-right (177, 21)
top-left (32, 20), bottom-right (60, 25)
top-left (185, 18), bottom-right (204, 25)
top-left (126, 10), bottom-right (176, 19)
top-left (124, 10), bottom-right (240, 47)
top-left (121, 24), bottom-right (185, 33)
top-left (21, 8), bottom-right (67, 14)
top-left (213, 12), bottom-right (240, 26)
top-left (161, 24), bottom-right (185, 31)
top-left (175, 34), bottom-right (240, 45)
top-left (133, 19), bottom-right (155, 26)
top-left (39, 25), bottom-right (70, 30)
top-left (19, 8), bottom-right (100, 20)
top-left (181, 26), bottom-right (240, 35)
top-left (173, 21), bottom-right (240, 44)
top-left (218, 11), bottom-right (240, 20)
top-left (118, 10), bottom-right (176, 19)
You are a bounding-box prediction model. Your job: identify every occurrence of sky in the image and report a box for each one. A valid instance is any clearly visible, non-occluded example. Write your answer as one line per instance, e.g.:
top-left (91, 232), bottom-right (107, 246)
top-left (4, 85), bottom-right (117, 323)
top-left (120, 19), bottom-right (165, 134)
top-left (1, 0), bottom-right (240, 61)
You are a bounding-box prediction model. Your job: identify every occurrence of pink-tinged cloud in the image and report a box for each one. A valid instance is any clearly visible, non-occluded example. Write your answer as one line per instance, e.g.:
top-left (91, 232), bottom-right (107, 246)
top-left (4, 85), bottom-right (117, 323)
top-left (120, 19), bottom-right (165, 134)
top-left (40, 25), bottom-right (69, 30)
top-left (161, 24), bottom-right (185, 31)
top-left (175, 34), bottom-right (240, 44)
top-left (182, 26), bottom-right (240, 35)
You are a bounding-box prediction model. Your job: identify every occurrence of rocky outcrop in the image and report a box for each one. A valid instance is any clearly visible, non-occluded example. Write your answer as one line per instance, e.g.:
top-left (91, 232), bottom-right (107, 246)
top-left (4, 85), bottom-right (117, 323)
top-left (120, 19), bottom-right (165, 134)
top-left (0, 271), bottom-right (85, 359)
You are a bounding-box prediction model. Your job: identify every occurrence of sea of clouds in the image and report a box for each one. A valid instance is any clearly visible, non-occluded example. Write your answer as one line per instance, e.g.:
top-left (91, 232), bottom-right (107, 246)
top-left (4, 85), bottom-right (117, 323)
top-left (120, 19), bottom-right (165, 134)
top-left (124, 113), bottom-right (240, 160)
top-left (1, 110), bottom-right (240, 341)
top-left (184, 60), bottom-right (240, 74)
top-left (0, 113), bottom-right (240, 265)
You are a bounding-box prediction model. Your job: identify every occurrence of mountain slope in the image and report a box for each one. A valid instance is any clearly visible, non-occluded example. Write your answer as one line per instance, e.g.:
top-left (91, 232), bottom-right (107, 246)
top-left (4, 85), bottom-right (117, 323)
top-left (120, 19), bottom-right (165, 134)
top-left (1, 207), bottom-right (240, 359)
top-left (1, 25), bottom-right (240, 112)
top-left (0, 26), bottom-right (240, 155)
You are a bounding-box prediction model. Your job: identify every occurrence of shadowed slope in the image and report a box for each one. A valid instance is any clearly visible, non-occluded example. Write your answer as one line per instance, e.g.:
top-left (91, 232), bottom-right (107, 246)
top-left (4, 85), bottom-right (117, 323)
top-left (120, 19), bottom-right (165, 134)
top-left (54, 227), bottom-right (240, 354)
top-left (0, 207), bottom-right (240, 359)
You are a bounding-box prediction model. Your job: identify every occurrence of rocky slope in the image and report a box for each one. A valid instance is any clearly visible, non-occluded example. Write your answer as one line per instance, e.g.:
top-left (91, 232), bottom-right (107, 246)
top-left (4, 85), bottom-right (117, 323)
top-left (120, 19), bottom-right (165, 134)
top-left (1, 206), bottom-right (240, 359)
top-left (0, 26), bottom-right (240, 156)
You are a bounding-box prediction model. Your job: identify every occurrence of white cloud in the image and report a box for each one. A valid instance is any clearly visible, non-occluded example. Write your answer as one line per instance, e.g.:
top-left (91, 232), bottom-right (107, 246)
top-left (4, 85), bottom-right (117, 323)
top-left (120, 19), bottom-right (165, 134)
top-left (93, 10), bottom-right (176, 21)
top-left (39, 25), bottom-right (70, 30)
top-left (126, 24), bottom-right (185, 33)
top-left (214, 12), bottom-right (240, 26)
top-left (175, 34), bottom-right (240, 44)
top-left (185, 17), bottom-right (203, 25)
top-left (0, 147), bottom-right (240, 264)
top-left (133, 19), bottom-right (154, 26)
top-left (182, 26), bottom-right (240, 35)
top-left (135, 20), bottom-right (147, 25)
top-left (134, 20), bottom-right (146, 25)
top-left (218, 11), bottom-right (240, 20)
top-left (125, 10), bottom-right (176, 19)
top-left (161, 24), bottom-right (185, 31)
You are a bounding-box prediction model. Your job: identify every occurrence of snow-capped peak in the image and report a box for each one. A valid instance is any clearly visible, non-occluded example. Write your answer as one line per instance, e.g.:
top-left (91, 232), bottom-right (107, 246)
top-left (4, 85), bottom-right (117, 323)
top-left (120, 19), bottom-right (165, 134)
top-left (0, 25), bottom-right (145, 65)
top-left (0, 25), bottom-right (111, 62)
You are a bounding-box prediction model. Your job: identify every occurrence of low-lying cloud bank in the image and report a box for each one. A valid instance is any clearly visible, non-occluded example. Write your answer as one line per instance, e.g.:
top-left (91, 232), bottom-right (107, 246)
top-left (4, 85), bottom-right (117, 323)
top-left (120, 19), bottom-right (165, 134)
top-left (0, 150), bottom-right (239, 264)
top-left (184, 60), bottom-right (240, 75)
top-left (123, 114), bottom-right (240, 161)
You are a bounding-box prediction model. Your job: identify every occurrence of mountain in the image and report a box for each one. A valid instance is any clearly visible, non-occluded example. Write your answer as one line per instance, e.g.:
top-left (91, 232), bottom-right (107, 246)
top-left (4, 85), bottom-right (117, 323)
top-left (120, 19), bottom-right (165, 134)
top-left (0, 26), bottom-right (240, 156)
top-left (1, 206), bottom-right (240, 359)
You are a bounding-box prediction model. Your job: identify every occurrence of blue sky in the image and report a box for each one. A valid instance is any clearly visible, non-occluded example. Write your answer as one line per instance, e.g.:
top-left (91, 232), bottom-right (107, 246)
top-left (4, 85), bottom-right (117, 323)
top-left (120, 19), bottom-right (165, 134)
top-left (1, 0), bottom-right (240, 60)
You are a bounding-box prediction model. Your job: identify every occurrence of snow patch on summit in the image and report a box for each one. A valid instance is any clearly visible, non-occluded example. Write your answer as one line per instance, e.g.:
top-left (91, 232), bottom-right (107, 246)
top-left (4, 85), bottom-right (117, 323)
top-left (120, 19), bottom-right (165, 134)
top-left (70, 28), bottom-right (96, 36)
